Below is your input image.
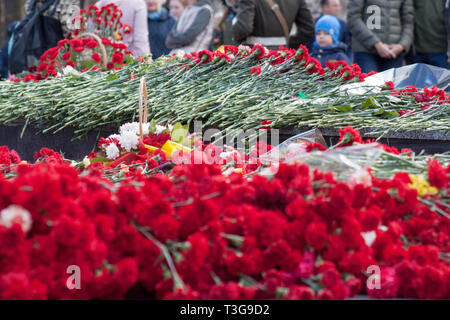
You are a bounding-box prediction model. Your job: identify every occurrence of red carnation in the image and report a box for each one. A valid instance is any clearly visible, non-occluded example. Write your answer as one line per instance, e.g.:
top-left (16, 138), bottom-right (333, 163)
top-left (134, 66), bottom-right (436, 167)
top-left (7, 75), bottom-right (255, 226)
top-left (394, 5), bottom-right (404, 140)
top-left (367, 267), bottom-right (399, 299)
top-left (360, 206), bottom-right (382, 231)
top-left (62, 52), bottom-right (71, 61)
top-left (69, 39), bottom-right (83, 48)
top-left (250, 66), bottom-right (262, 75)
top-left (92, 53), bottom-right (102, 63)
top-left (65, 61), bottom-right (75, 68)
top-left (428, 159), bottom-right (448, 189)
top-left (306, 142), bottom-right (327, 152)
top-left (112, 52), bottom-right (124, 64)
top-left (285, 285), bottom-right (315, 300)
top-left (305, 222), bottom-right (328, 250)
top-left (338, 126), bottom-right (363, 146)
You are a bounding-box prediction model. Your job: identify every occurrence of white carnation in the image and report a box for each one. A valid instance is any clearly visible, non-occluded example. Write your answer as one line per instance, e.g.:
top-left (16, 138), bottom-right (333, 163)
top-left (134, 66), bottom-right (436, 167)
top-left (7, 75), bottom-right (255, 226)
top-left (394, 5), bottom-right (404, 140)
top-left (155, 125), bottom-right (167, 134)
top-left (119, 122), bottom-right (150, 136)
top-left (361, 231), bottom-right (377, 247)
top-left (105, 143), bottom-right (120, 160)
top-left (119, 131), bottom-right (139, 152)
top-left (120, 122), bottom-right (139, 135)
top-left (0, 205), bottom-right (32, 233)
top-left (175, 50), bottom-right (186, 60)
top-left (100, 134), bottom-right (120, 149)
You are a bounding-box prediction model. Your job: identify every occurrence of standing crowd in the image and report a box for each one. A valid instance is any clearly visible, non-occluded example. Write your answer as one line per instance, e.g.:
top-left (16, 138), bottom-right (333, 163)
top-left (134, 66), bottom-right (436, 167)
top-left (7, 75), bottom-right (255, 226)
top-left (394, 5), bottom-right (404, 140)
top-left (1, 0), bottom-right (449, 78)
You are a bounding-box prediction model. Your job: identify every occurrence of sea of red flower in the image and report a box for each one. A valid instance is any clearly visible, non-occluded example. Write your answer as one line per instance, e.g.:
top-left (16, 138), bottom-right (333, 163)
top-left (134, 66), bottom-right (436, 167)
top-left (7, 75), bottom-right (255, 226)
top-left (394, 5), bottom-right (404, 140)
top-left (0, 130), bottom-right (448, 300)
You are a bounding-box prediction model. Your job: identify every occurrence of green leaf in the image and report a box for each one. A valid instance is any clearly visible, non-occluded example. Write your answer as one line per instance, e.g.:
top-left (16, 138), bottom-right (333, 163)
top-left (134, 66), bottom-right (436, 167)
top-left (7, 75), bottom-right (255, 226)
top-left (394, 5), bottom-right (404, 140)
top-left (89, 157), bottom-right (110, 163)
top-left (149, 119), bottom-right (157, 134)
top-left (331, 105), bottom-right (352, 112)
top-left (373, 108), bottom-right (386, 116)
top-left (372, 108), bottom-right (399, 118)
top-left (81, 60), bottom-right (95, 70)
top-left (170, 122), bottom-right (189, 144)
top-left (106, 73), bottom-right (119, 82)
top-left (362, 96), bottom-right (381, 110)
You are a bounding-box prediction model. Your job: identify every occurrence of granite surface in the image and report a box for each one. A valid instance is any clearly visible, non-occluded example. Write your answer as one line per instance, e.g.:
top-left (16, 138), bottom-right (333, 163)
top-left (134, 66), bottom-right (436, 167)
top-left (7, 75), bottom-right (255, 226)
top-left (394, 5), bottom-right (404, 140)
top-left (1, 123), bottom-right (449, 161)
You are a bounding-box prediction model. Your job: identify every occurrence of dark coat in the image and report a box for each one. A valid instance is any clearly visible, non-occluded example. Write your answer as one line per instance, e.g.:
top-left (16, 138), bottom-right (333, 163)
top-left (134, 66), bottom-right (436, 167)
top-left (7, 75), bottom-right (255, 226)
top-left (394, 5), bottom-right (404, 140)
top-left (347, 0), bottom-right (414, 54)
top-left (148, 7), bottom-right (176, 58)
top-left (232, 0), bottom-right (315, 48)
top-left (310, 42), bottom-right (352, 66)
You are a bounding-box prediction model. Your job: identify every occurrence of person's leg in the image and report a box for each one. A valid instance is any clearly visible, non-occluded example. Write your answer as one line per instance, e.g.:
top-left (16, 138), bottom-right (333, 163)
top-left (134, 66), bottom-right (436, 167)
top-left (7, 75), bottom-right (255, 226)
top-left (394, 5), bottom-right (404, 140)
top-left (378, 55), bottom-right (404, 71)
top-left (424, 53), bottom-right (449, 69)
top-left (354, 52), bottom-right (379, 73)
top-left (405, 52), bottom-right (425, 65)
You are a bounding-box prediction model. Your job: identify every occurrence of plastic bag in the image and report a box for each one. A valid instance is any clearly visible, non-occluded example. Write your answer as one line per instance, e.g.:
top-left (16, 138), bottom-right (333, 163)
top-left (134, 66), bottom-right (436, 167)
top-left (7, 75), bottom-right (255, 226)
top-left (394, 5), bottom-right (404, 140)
top-left (260, 129), bottom-right (327, 163)
top-left (367, 63), bottom-right (450, 92)
top-left (260, 128), bottom-right (383, 183)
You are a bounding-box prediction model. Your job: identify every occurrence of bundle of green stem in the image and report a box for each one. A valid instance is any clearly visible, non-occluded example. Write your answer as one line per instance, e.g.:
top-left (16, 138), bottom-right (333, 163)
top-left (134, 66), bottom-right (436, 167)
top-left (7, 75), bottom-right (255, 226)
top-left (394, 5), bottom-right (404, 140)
top-left (0, 50), bottom-right (448, 140)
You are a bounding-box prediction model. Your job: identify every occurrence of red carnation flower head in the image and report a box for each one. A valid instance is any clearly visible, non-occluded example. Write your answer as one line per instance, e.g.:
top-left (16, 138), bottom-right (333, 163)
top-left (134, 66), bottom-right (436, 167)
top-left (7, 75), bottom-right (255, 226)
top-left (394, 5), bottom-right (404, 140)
top-left (340, 66), bottom-right (355, 80)
top-left (37, 62), bottom-right (49, 73)
top-left (101, 38), bottom-right (111, 46)
top-left (367, 267), bottom-right (399, 299)
top-left (427, 159), bottom-right (448, 189)
top-left (305, 221), bottom-right (328, 250)
top-left (305, 57), bottom-right (323, 74)
top-left (123, 24), bottom-right (133, 34)
top-left (223, 45), bottom-right (239, 55)
top-left (69, 39), bottom-right (83, 48)
top-left (91, 53), bottom-right (102, 63)
top-left (306, 142), bottom-right (327, 152)
top-left (285, 285), bottom-right (315, 300)
top-left (197, 49), bottom-right (214, 64)
top-left (250, 66), bottom-right (262, 75)
top-left (360, 206), bottom-right (383, 232)
top-left (58, 39), bottom-right (70, 47)
top-left (73, 46), bottom-right (85, 53)
top-left (295, 44), bottom-right (309, 58)
top-left (62, 52), bottom-right (71, 61)
top-left (338, 126), bottom-right (363, 147)
top-left (85, 39), bottom-right (98, 49)
top-left (250, 43), bottom-right (266, 60)
top-left (112, 51), bottom-right (124, 64)
top-left (65, 61), bottom-right (75, 68)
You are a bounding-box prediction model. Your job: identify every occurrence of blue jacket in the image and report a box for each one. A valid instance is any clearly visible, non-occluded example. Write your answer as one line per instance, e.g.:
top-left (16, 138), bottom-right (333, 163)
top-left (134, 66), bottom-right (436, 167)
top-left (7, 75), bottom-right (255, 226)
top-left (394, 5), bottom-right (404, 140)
top-left (310, 42), bottom-right (352, 66)
top-left (148, 7), bottom-right (176, 58)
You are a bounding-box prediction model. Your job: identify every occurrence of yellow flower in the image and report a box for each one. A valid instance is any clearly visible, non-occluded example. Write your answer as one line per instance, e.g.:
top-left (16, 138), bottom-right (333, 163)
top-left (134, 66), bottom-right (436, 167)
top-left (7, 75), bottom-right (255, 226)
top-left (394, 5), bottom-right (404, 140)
top-left (161, 140), bottom-right (191, 160)
top-left (408, 174), bottom-right (438, 197)
top-left (216, 45), bottom-right (226, 54)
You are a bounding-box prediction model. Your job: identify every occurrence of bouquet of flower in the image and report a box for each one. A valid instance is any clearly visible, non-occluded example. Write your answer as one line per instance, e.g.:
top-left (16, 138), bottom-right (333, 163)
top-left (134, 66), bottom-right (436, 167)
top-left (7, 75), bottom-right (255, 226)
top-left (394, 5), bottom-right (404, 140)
top-left (19, 4), bottom-right (135, 82)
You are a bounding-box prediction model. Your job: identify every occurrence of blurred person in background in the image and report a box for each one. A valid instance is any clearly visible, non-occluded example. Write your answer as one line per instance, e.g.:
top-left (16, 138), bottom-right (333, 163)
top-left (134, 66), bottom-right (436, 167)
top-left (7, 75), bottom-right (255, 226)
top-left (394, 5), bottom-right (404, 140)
top-left (310, 15), bottom-right (351, 66)
top-left (232, 0), bottom-right (315, 50)
top-left (166, 0), bottom-right (214, 53)
top-left (96, 0), bottom-right (150, 57)
top-left (147, 0), bottom-right (176, 58)
top-left (306, 0), bottom-right (322, 19)
top-left (170, 0), bottom-right (188, 19)
top-left (406, 0), bottom-right (449, 69)
top-left (320, 0), bottom-right (351, 50)
top-left (24, 0), bottom-right (80, 37)
top-left (347, 0), bottom-right (414, 73)
top-left (0, 22), bottom-right (18, 79)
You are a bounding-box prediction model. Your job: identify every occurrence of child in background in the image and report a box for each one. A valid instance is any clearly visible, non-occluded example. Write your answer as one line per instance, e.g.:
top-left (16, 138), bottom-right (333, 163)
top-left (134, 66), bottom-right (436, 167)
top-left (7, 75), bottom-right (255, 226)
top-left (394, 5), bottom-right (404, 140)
top-left (169, 0), bottom-right (188, 19)
top-left (310, 15), bottom-right (351, 67)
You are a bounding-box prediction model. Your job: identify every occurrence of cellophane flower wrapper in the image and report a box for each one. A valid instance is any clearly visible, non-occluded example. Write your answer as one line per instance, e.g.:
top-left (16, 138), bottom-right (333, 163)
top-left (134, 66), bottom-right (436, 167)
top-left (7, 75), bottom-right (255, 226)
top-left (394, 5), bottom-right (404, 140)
top-left (260, 129), bottom-right (327, 164)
